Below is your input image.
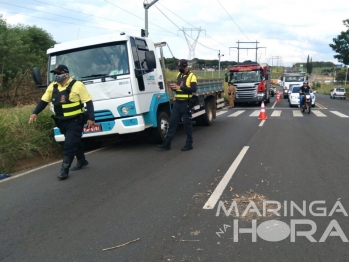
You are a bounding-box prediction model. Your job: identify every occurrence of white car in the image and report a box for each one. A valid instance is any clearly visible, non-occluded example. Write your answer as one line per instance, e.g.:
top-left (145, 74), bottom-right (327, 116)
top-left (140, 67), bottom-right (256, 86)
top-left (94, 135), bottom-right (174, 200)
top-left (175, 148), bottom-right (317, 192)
top-left (289, 85), bottom-right (316, 107)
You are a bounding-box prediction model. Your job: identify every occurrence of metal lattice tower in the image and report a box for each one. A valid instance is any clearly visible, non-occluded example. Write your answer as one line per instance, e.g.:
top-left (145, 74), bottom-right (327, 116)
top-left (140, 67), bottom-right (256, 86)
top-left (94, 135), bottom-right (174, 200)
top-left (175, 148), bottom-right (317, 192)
top-left (178, 27), bottom-right (205, 61)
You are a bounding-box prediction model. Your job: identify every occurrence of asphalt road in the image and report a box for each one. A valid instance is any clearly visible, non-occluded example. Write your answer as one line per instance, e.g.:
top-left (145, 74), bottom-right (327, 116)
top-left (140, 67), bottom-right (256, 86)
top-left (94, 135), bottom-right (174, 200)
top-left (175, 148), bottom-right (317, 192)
top-left (1, 88), bottom-right (349, 262)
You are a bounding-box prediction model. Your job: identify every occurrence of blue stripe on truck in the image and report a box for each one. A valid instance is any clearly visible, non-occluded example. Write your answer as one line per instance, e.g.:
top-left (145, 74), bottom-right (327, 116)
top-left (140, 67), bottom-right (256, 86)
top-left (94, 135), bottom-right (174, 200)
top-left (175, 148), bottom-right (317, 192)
top-left (143, 93), bottom-right (170, 127)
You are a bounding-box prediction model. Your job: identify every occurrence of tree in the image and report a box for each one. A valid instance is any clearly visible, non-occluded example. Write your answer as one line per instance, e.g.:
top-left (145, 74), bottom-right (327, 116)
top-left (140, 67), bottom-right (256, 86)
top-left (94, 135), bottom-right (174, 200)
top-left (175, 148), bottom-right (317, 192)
top-left (306, 55), bottom-right (310, 74)
top-left (329, 19), bottom-right (349, 66)
top-left (0, 15), bottom-right (55, 90)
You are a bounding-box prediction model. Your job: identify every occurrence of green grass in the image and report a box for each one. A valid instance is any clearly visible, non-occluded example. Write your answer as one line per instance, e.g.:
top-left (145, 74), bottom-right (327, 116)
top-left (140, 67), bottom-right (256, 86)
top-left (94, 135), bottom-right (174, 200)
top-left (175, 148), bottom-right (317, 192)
top-left (0, 106), bottom-right (61, 173)
top-left (312, 83), bottom-right (349, 95)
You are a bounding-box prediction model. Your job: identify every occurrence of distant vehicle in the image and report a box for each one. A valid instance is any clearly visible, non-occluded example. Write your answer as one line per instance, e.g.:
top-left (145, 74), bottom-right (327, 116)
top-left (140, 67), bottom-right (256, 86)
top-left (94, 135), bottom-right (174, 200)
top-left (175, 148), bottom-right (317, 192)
top-left (225, 62), bottom-right (270, 105)
top-left (330, 87), bottom-right (346, 99)
top-left (289, 85), bottom-right (315, 107)
top-left (281, 72), bottom-right (307, 99)
top-left (270, 85), bottom-right (276, 97)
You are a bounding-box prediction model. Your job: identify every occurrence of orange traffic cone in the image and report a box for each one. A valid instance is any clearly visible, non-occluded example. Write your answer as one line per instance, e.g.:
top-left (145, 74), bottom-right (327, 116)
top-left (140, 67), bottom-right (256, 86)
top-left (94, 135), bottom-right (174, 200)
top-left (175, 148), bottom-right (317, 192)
top-left (277, 94), bottom-right (280, 102)
top-left (258, 101), bottom-right (268, 120)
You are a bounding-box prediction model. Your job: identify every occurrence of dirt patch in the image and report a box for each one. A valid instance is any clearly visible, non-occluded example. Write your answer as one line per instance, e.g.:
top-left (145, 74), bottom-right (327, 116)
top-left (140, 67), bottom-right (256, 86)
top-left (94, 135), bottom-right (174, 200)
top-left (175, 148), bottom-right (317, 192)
top-left (10, 152), bottom-right (61, 175)
top-left (218, 189), bottom-right (278, 221)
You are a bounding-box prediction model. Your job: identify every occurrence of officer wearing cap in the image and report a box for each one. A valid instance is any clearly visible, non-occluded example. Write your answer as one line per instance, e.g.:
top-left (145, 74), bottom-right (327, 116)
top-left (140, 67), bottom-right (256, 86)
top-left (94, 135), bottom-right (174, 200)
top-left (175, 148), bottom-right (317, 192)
top-left (157, 59), bottom-right (197, 151)
top-left (299, 80), bottom-right (313, 108)
top-left (29, 65), bottom-right (95, 180)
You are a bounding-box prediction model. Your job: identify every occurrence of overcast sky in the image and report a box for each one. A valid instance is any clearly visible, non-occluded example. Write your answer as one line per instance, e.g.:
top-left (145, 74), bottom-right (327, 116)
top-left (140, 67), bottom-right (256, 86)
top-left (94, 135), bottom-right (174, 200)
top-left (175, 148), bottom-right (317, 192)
top-left (1, 0), bottom-right (348, 66)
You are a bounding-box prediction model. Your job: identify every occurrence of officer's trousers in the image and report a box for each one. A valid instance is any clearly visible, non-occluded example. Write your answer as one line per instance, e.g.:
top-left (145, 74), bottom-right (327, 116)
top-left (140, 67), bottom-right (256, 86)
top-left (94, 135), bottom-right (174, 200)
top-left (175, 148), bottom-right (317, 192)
top-left (166, 100), bottom-right (193, 146)
top-left (58, 116), bottom-right (85, 158)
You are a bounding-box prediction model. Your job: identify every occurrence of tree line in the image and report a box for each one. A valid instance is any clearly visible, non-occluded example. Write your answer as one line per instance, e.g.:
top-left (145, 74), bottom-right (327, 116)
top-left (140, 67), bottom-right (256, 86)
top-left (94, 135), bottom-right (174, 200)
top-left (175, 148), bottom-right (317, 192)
top-left (164, 57), bottom-right (239, 71)
top-left (0, 14), bottom-right (56, 92)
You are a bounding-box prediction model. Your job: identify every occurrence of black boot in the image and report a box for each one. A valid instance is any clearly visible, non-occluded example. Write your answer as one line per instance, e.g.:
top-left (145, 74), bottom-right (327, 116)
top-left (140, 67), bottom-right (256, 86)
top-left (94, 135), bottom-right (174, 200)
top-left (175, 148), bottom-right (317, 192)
top-left (181, 144), bottom-right (193, 151)
top-left (58, 156), bottom-right (74, 180)
top-left (71, 158), bottom-right (89, 171)
top-left (157, 140), bottom-right (171, 150)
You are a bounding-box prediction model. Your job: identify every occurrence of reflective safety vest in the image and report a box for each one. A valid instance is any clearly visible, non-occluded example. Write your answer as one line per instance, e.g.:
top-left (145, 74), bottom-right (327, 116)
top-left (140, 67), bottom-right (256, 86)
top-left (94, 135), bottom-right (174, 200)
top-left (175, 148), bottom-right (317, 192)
top-left (175, 72), bottom-right (195, 100)
top-left (52, 80), bottom-right (84, 119)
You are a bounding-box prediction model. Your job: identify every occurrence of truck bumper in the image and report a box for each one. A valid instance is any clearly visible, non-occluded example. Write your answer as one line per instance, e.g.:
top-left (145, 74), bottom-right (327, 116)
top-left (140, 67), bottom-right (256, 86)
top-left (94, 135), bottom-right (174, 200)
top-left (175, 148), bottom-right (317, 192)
top-left (235, 96), bottom-right (265, 104)
top-left (54, 115), bottom-right (147, 142)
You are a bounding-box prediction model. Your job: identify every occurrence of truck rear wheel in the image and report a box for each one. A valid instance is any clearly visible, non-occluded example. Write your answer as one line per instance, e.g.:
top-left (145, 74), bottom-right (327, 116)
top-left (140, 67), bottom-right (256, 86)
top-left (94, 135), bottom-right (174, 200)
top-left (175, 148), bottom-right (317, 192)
top-left (151, 111), bottom-right (170, 143)
top-left (200, 99), bottom-right (214, 126)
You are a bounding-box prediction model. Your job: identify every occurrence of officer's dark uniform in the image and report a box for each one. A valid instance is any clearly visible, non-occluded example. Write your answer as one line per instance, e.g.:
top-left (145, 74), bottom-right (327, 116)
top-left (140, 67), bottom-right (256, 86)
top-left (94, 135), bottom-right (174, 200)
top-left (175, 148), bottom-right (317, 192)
top-left (31, 65), bottom-right (94, 180)
top-left (158, 59), bottom-right (197, 151)
top-left (52, 80), bottom-right (85, 159)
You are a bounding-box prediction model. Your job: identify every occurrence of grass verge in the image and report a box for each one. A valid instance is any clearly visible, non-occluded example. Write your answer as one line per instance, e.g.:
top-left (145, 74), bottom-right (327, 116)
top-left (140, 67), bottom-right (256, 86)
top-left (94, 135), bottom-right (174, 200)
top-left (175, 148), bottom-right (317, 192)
top-left (0, 106), bottom-right (61, 174)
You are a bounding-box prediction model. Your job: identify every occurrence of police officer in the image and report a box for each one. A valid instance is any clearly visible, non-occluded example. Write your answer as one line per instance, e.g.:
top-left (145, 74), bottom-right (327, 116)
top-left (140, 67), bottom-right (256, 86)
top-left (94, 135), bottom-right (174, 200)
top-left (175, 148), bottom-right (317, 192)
top-left (29, 65), bottom-right (95, 180)
top-left (157, 59), bottom-right (197, 151)
top-left (227, 81), bottom-right (236, 108)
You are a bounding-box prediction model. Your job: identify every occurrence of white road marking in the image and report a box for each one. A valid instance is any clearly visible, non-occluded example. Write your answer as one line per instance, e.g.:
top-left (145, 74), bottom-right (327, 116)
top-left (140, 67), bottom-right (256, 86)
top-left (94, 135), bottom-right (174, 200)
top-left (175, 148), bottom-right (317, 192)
top-left (203, 146), bottom-right (249, 210)
top-left (228, 110), bottom-right (245, 117)
top-left (216, 111), bottom-right (228, 116)
top-left (312, 110), bottom-right (327, 117)
top-left (330, 111), bottom-right (349, 118)
top-left (271, 100), bottom-right (277, 109)
top-left (249, 110), bottom-right (260, 117)
top-left (259, 120), bottom-right (266, 127)
top-left (271, 110), bottom-right (281, 117)
top-left (293, 110), bottom-right (303, 117)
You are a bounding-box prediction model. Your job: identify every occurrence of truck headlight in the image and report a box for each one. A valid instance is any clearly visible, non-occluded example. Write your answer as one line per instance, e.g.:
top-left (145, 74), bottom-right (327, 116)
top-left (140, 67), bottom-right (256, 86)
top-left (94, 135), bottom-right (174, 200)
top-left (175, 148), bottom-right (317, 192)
top-left (121, 106), bottom-right (129, 115)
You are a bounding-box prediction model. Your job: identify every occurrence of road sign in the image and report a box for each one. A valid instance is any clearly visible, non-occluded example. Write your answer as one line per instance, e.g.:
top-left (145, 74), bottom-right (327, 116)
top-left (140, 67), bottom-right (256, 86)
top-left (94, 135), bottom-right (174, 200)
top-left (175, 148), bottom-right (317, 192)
top-left (299, 64), bottom-right (303, 72)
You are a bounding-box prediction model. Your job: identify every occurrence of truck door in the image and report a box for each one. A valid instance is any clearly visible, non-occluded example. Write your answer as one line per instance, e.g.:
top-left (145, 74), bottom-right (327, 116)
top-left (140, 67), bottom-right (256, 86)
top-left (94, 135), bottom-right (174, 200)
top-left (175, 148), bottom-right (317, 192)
top-left (130, 37), bottom-right (162, 113)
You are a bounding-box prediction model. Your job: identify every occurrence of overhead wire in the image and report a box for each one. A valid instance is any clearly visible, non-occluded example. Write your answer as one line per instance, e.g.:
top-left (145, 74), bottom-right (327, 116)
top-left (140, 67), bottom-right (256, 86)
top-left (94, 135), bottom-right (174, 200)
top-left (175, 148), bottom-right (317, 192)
top-left (156, 1), bottom-right (236, 53)
top-left (216, 0), bottom-right (251, 42)
top-left (153, 4), bottom-right (219, 52)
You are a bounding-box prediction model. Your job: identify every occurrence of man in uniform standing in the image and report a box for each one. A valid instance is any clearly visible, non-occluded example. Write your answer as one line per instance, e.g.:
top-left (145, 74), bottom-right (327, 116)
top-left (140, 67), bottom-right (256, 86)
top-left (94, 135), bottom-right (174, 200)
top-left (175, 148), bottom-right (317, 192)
top-left (227, 81), bottom-right (236, 108)
top-left (29, 65), bottom-right (95, 180)
top-left (157, 59), bottom-right (197, 151)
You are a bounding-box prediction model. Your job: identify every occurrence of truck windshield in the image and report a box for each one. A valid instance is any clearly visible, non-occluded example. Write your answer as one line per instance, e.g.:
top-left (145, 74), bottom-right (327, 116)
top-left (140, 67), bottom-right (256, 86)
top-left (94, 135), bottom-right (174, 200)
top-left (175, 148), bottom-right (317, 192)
top-left (285, 76), bottom-right (304, 82)
top-left (230, 70), bottom-right (262, 83)
top-left (48, 42), bottom-right (129, 82)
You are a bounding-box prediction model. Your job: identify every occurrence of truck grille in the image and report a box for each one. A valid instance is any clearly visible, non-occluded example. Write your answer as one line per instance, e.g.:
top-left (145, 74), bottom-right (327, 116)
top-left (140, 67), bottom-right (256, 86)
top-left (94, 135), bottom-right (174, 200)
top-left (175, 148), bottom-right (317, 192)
top-left (236, 86), bottom-right (257, 99)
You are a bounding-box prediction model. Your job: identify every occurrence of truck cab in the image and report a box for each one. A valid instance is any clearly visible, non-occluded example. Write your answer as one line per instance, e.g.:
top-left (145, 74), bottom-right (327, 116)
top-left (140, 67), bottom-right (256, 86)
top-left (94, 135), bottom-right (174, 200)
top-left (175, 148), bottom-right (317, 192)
top-left (32, 33), bottom-right (225, 144)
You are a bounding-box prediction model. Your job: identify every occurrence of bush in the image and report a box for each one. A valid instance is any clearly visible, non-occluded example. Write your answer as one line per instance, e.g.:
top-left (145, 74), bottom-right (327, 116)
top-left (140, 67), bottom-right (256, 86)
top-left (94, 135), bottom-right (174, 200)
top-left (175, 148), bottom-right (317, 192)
top-left (315, 82), bottom-right (321, 88)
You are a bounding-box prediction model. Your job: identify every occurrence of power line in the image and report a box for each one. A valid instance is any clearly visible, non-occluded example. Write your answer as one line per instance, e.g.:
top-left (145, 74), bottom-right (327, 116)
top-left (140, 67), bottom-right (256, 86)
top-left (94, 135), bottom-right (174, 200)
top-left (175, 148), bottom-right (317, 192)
top-left (154, 5), bottom-right (219, 52)
top-left (157, 1), bottom-right (235, 52)
top-left (216, 0), bottom-right (251, 42)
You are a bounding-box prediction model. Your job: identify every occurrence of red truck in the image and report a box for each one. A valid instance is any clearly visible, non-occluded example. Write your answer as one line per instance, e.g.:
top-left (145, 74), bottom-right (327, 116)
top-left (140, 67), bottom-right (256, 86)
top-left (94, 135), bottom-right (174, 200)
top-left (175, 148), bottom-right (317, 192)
top-left (225, 62), bottom-right (270, 105)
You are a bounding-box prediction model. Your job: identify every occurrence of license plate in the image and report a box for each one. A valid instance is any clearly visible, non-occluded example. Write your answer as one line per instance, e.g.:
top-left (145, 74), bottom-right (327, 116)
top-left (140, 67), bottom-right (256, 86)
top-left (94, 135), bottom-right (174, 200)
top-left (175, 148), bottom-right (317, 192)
top-left (83, 124), bottom-right (102, 133)
top-left (306, 99), bottom-right (310, 102)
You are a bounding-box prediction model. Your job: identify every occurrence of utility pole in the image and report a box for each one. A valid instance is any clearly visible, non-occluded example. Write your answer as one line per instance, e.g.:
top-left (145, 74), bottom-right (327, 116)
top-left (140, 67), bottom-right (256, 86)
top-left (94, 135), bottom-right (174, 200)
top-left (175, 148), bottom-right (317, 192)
top-left (345, 65), bottom-right (348, 86)
top-left (218, 50), bottom-right (224, 79)
top-left (143, 0), bottom-right (158, 37)
top-left (229, 41), bottom-right (266, 64)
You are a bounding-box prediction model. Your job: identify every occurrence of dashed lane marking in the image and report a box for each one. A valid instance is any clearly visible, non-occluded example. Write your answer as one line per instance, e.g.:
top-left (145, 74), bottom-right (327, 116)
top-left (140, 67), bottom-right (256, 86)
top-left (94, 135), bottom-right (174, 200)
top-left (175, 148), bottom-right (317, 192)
top-left (228, 110), bottom-right (245, 117)
top-left (330, 111), bottom-right (349, 118)
top-left (312, 110), bottom-right (327, 117)
top-left (293, 110), bottom-right (303, 117)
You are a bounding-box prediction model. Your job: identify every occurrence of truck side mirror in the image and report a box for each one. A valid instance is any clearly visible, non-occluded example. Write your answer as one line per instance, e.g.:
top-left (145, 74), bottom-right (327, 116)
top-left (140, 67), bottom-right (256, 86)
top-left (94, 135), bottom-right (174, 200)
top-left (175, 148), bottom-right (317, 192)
top-left (32, 67), bottom-right (42, 86)
top-left (32, 67), bottom-right (47, 89)
top-left (224, 73), bottom-right (228, 82)
top-left (145, 51), bottom-right (156, 70)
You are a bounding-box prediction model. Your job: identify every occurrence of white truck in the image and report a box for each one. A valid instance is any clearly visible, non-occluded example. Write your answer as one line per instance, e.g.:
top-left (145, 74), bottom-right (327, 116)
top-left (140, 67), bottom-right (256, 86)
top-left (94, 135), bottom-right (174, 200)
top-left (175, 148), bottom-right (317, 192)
top-left (32, 33), bottom-right (225, 143)
top-left (282, 72), bottom-right (307, 99)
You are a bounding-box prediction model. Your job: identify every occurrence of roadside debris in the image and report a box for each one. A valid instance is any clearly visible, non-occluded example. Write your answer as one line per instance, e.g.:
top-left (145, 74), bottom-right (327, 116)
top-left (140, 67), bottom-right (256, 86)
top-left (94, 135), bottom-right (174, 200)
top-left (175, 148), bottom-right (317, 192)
top-left (102, 238), bottom-right (140, 251)
top-left (0, 174), bottom-right (11, 180)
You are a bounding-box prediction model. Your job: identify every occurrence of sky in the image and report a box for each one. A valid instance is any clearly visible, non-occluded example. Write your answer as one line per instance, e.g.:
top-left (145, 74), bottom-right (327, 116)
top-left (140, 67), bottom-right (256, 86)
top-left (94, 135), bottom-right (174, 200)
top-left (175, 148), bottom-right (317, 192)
top-left (1, 0), bottom-right (349, 67)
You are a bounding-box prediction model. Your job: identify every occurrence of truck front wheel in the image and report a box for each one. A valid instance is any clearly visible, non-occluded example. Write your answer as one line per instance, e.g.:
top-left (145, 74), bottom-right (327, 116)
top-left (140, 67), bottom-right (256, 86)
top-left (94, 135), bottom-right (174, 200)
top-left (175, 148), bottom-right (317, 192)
top-left (151, 111), bottom-right (170, 143)
top-left (201, 99), bottom-right (214, 126)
